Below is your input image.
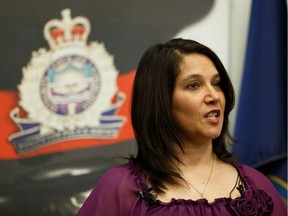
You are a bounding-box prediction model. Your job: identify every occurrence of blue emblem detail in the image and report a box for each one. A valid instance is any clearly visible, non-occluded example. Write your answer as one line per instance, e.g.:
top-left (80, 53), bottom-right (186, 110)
top-left (41, 55), bottom-right (100, 116)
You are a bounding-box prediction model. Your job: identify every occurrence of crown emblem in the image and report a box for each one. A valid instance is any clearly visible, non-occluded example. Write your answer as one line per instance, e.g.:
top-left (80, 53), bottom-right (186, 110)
top-left (44, 9), bottom-right (90, 50)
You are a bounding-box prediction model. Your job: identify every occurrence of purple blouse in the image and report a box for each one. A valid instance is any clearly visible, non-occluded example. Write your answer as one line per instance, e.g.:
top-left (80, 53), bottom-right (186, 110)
top-left (77, 161), bottom-right (286, 216)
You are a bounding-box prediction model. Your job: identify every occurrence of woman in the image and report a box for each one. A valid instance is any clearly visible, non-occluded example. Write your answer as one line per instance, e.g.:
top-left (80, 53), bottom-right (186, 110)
top-left (77, 38), bottom-right (286, 215)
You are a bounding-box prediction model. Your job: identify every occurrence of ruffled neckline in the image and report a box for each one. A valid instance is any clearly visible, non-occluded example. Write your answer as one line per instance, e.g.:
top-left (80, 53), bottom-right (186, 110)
top-left (127, 160), bottom-right (274, 215)
top-left (127, 160), bottom-right (262, 206)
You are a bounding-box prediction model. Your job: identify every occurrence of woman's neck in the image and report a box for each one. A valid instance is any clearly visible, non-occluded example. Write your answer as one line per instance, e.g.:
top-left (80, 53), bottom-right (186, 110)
top-left (175, 140), bottom-right (214, 168)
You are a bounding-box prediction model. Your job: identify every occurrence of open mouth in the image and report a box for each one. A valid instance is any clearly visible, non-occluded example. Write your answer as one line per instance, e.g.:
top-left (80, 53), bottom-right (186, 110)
top-left (206, 110), bottom-right (220, 118)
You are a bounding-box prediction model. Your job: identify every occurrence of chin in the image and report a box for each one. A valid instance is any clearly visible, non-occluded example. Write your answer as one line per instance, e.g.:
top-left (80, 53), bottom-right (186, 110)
top-left (206, 131), bottom-right (222, 139)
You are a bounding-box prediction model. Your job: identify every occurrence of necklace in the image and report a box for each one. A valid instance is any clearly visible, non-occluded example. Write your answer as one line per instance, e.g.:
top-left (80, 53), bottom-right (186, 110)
top-left (189, 155), bottom-right (215, 199)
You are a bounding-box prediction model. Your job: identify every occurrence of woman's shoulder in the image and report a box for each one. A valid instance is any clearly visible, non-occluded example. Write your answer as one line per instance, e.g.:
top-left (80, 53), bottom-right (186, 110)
top-left (234, 163), bottom-right (282, 199)
top-left (77, 161), bottom-right (144, 216)
top-left (101, 162), bottom-right (132, 179)
top-left (235, 163), bottom-right (271, 183)
top-left (235, 163), bottom-right (272, 187)
top-left (97, 160), bottom-right (145, 189)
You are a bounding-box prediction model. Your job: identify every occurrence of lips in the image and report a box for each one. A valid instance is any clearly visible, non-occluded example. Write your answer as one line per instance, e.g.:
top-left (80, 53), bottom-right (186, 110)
top-left (205, 110), bottom-right (220, 119)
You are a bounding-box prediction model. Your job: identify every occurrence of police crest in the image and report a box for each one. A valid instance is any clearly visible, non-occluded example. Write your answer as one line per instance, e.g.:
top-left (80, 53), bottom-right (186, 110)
top-left (9, 9), bottom-right (126, 154)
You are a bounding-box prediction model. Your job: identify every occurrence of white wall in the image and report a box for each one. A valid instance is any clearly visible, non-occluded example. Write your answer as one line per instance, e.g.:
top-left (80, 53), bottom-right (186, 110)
top-left (174, 0), bottom-right (230, 70)
top-left (229, 0), bottom-right (252, 132)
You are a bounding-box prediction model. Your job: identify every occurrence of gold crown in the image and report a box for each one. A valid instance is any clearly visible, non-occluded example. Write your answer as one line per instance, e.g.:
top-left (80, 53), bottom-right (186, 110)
top-left (44, 9), bottom-right (91, 50)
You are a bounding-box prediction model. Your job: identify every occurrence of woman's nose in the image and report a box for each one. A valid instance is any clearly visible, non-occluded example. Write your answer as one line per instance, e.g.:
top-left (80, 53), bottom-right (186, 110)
top-left (204, 86), bottom-right (220, 104)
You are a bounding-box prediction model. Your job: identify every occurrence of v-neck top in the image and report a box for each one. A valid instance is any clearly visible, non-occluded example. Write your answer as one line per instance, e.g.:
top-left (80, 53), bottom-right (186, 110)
top-left (77, 160), bottom-right (286, 216)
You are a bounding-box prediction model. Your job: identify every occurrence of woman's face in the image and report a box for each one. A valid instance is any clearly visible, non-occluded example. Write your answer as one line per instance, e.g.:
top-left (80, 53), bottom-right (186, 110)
top-left (172, 54), bottom-right (226, 144)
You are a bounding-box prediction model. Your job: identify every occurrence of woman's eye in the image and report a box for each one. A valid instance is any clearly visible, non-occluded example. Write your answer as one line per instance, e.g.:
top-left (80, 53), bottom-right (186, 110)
top-left (188, 82), bottom-right (199, 90)
top-left (212, 80), bottom-right (221, 88)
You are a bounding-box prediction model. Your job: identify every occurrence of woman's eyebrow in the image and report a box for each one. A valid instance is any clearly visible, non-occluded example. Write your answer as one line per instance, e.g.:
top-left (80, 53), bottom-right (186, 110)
top-left (181, 73), bottom-right (220, 82)
top-left (178, 72), bottom-right (220, 85)
top-left (181, 74), bottom-right (202, 83)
